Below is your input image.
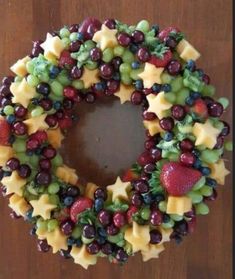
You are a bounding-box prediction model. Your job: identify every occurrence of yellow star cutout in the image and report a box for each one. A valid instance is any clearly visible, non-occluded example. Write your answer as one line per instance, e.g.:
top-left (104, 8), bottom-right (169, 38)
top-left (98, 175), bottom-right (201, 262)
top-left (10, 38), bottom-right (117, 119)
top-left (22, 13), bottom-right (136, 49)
top-left (143, 119), bottom-right (163, 136)
top-left (56, 164), bottom-right (78, 185)
top-left (70, 245), bottom-right (97, 269)
top-left (141, 244), bottom-right (165, 262)
top-left (40, 33), bottom-right (65, 58)
top-left (209, 159), bottom-right (230, 185)
top-left (159, 227), bottom-right (173, 244)
top-left (10, 78), bottom-right (37, 108)
top-left (114, 84), bottom-right (134, 104)
top-left (0, 146), bottom-right (14, 166)
top-left (147, 92), bottom-right (173, 119)
top-left (23, 114), bottom-right (49, 135)
top-left (107, 176), bottom-right (131, 202)
top-left (85, 182), bottom-right (99, 200)
top-left (30, 194), bottom-right (57, 220)
top-left (10, 56), bottom-right (31, 77)
top-left (166, 196), bottom-right (192, 216)
top-left (138, 63), bottom-right (164, 88)
top-left (9, 194), bottom-right (31, 217)
top-left (47, 128), bottom-right (64, 148)
top-left (45, 227), bottom-right (68, 254)
top-left (92, 24), bottom-right (118, 51)
top-left (1, 171), bottom-right (26, 196)
top-left (192, 120), bottom-right (221, 149)
top-left (80, 67), bottom-right (99, 89)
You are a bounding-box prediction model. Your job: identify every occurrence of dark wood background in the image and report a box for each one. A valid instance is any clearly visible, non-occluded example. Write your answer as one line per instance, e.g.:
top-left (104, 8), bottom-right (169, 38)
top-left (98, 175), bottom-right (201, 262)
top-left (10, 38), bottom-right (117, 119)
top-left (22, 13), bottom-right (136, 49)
top-left (0, 0), bottom-right (232, 278)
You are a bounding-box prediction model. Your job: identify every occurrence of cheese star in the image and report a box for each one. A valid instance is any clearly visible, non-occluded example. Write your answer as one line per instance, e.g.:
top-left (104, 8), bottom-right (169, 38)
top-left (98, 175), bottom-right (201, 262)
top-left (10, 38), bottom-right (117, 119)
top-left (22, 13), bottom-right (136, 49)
top-left (192, 120), bottom-right (221, 149)
top-left (147, 92), bottom-right (172, 119)
top-left (47, 128), bottom-right (64, 148)
top-left (80, 67), bottom-right (99, 89)
top-left (56, 164), bottom-right (78, 185)
top-left (30, 194), bottom-right (57, 220)
top-left (209, 159), bottom-right (230, 185)
top-left (92, 24), bottom-right (118, 51)
top-left (10, 56), bottom-right (31, 77)
top-left (143, 119), bottom-right (163, 136)
top-left (70, 245), bottom-right (97, 269)
top-left (0, 146), bottom-right (14, 166)
top-left (45, 227), bottom-right (68, 253)
top-left (24, 114), bottom-right (49, 135)
top-left (10, 78), bottom-right (37, 108)
top-left (9, 194), bottom-right (31, 217)
top-left (114, 84), bottom-right (134, 104)
top-left (85, 182), bottom-right (99, 200)
top-left (166, 196), bottom-right (192, 216)
top-left (107, 176), bottom-right (131, 202)
top-left (138, 63), bottom-right (164, 88)
top-left (159, 227), bottom-right (173, 243)
top-left (40, 33), bottom-right (65, 58)
top-left (124, 222), bottom-right (150, 252)
top-left (141, 244), bottom-right (165, 262)
top-left (1, 171), bottom-right (26, 196)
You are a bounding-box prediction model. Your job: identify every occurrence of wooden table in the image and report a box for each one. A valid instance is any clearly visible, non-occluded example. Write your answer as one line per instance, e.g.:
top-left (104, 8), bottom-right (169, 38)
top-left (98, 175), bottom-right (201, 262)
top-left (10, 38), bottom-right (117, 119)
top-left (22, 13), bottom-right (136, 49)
top-left (0, 0), bottom-right (232, 278)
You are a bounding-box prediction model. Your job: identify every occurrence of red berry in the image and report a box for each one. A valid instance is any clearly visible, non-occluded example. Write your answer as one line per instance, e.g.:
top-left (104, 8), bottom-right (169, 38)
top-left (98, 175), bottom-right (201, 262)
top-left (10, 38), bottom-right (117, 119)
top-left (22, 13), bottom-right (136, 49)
top-left (117, 32), bottom-right (131, 47)
top-left (131, 91), bottom-right (143, 105)
top-left (137, 151), bottom-right (155, 166)
top-left (149, 50), bottom-right (173, 68)
top-left (63, 86), bottom-right (77, 100)
top-left (59, 50), bottom-right (76, 68)
top-left (137, 47), bottom-right (150, 62)
top-left (179, 139), bottom-right (194, 152)
top-left (70, 197), bottom-right (93, 223)
top-left (113, 212), bottom-right (127, 228)
top-left (0, 118), bottom-right (10, 145)
top-left (171, 105), bottom-right (186, 120)
top-left (207, 102), bottom-right (224, 117)
top-left (150, 210), bottom-right (163, 226)
top-left (58, 115), bottom-right (73, 129)
top-left (122, 169), bottom-right (139, 182)
top-left (158, 26), bottom-right (180, 42)
top-left (180, 152), bottom-right (196, 166)
top-left (191, 99), bottom-right (208, 118)
top-left (159, 117), bottom-right (174, 131)
top-left (13, 121), bottom-right (27, 136)
top-left (142, 110), bottom-right (157, 120)
top-left (26, 138), bottom-right (39, 150)
top-left (167, 60), bottom-right (181, 75)
top-left (31, 131), bottom-right (48, 144)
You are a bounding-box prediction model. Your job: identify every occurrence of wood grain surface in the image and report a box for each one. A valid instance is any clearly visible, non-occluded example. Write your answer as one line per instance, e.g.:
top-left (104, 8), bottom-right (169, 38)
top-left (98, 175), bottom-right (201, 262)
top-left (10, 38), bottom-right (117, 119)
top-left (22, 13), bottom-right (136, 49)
top-left (0, 0), bottom-right (232, 278)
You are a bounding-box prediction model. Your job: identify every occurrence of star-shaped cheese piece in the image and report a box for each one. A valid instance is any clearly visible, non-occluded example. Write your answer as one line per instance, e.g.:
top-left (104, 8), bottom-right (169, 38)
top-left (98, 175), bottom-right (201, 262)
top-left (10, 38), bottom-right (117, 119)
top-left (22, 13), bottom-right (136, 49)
top-left (166, 196), bottom-right (192, 216)
top-left (92, 24), bottom-right (118, 51)
top-left (124, 222), bottom-right (150, 252)
top-left (47, 128), bottom-right (64, 148)
top-left (10, 56), bottom-right (31, 77)
top-left (10, 78), bottom-right (37, 108)
top-left (114, 84), bottom-right (134, 104)
top-left (143, 119), bottom-right (163, 136)
top-left (30, 194), bottom-right (57, 220)
top-left (85, 183), bottom-right (99, 200)
top-left (146, 92), bottom-right (172, 119)
top-left (138, 63), bottom-right (164, 88)
top-left (0, 146), bottom-right (14, 167)
top-left (141, 244), bottom-right (165, 262)
top-left (40, 33), bottom-right (65, 59)
top-left (9, 194), bottom-right (31, 217)
top-left (176, 39), bottom-right (200, 61)
top-left (23, 114), bottom-right (49, 135)
top-left (70, 245), bottom-right (97, 269)
top-left (1, 171), bottom-right (26, 196)
top-left (56, 164), bottom-right (78, 185)
top-left (80, 67), bottom-right (99, 89)
top-left (209, 159), bottom-right (230, 185)
top-left (159, 227), bottom-right (173, 244)
top-left (192, 120), bottom-right (221, 149)
top-left (45, 227), bottom-right (68, 253)
top-left (107, 176), bottom-right (131, 202)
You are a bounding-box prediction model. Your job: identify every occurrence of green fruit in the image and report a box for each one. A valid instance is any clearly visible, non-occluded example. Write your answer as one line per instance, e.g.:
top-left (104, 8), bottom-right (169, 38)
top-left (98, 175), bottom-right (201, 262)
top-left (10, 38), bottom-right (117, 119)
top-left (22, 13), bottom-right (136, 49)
top-left (102, 48), bottom-right (114, 63)
top-left (119, 63), bottom-right (132, 74)
top-left (29, 154), bottom-right (39, 168)
top-left (158, 201), bottom-right (167, 212)
top-left (47, 219), bottom-right (59, 232)
top-left (121, 74), bottom-right (132, 85)
top-left (3, 105), bottom-right (14, 116)
top-left (161, 73), bottom-right (173, 84)
top-left (72, 226), bottom-right (82, 239)
top-left (187, 191), bottom-right (203, 204)
top-left (13, 139), bottom-right (26, 153)
top-left (107, 232), bottom-right (124, 244)
top-left (85, 61), bottom-right (98, 70)
top-left (26, 61), bottom-right (34, 74)
top-left (192, 176), bottom-right (206, 191)
top-left (195, 202), bottom-right (209, 215)
top-left (57, 72), bottom-right (71, 86)
top-left (218, 97), bottom-right (229, 109)
top-left (225, 140), bottom-right (233, 151)
top-left (164, 92), bottom-right (176, 104)
top-left (31, 106), bottom-right (44, 117)
top-left (136, 20), bottom-right (150, 32)
top-left (36, 218), bottom-right (48, 230)
top-left (84, 40), bottom-right (96, 50)
top-left (140, 207), bottom-right (151, 220)
top-left (27, 184), bottom-right (38, 195)
top-left (170, 214), bottom-right (183, 221)
top-left (62, 37), bottom-right (71, 48)
top-left (82, 236), bottom-right (94, 244)
top-left (162, 219), bottom-right (175, 229)
top-left (114, 46), bottom-right (125, 56)
top-left (201, 84), bottom-right (215, 97)
top-left (122, 50), bottom-right (135, 64)
top-left (27, 75), bottom-right (39, 87)
top-left (49, 194), bottom-right (60, 205)
top-left (171, 76), bottom-right (183, 92)
top-left (175, 88), bottom-right (190, 105)
top-left (130, 69), bottom-right (143, 80)
top-left (178, 124), bottom-right (192, 134)
top-left (72, 80), bottom-right (84, 89)
top-left (200, 185), bottom-right (213, 197)
top-left (51, 154), bottom-right (63, 167)
top-left (48, 182), bottom-right (60, 194)
top-left (70, 32), bottom-right (78, 42)
top-left (51, 81), bottom-right (63, 96)
top-left (200, 149), bottom-right (220, 164)
top-left (59, 27), bottom-right (70, 38)
top-left (38, 72), bottom-right (50, 82)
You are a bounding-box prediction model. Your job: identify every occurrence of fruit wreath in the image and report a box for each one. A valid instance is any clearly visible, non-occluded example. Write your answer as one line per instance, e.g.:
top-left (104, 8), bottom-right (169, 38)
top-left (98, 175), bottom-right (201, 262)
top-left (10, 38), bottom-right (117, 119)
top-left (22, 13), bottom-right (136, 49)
top-left (0, 18), bottom-right (232, 269)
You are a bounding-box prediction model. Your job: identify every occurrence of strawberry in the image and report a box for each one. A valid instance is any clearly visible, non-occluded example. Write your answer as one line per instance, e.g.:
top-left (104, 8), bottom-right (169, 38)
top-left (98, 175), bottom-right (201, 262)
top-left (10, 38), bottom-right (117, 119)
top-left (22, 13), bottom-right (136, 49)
top-left (149, 50), bottom-right (173, 68)
top-left (59, 50), bottom-right (76, 68)
top-left (158, 26), bottom-right (180, 42)
top-left (160, 162), bottom-right (202, 196)
top-left (58, 115), bottom-right (73, 129)
top-left (127, 205), bottom-right (138, 223)
top-left (122, 169), bottom-right (139, 182)
top-left (0, 118), bottom-right (10, 145)
top-left (191, 99), bottom-right (208, 118)
top-left (70, 197), bottom-right (93, 223)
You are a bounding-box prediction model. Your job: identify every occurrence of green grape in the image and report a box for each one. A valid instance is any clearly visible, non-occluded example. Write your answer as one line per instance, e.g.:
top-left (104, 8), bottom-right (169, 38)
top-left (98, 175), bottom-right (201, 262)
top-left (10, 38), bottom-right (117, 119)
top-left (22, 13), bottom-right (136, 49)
top-left (225, 140), bottom-right (233, 151)
top-left (113, 45), bottom-right (125, 56)
top-left (14, 76), bottom-right (22, 82)
top-left (38, 186), bottom-right (46, 194)
top-left (171, 76), bottom-right (183, 92)
top-left (168, 152), bottom-right (180, 161)
top-left (72, 226), bottom-right (82, 239)
top-left (187, 191), bottom-right (203, 204)
top-left (122, 50), bottom-right (135, 64)
top-left (121, 74), bottom-right (132, 85)
top-left (72, 80), bottom-right (84, 89)
top-left (119, 63), bottom-right (132, 74)
top-left (3, 105), bottom-right (14, 115)
top-left (29, 154), bottom-right (39, 168)
top-left (51, 154), bottom-right (63, 167)
top-left (26, 61), bottom-right (34, 74)
top-left (175, 88), bottom-right (190, 105)
top-left (102, 48), bottom-right (114, 63)
top-left (49, 194), bottom-right (60, 205)
top-left (158, 201), bottom-right (167, 212)
top-left (136, 20), bottom-right (150, 33)
top-left (57, 72), bottom-right (71, 86)
top-left (107, 233), bottom-right (123, 244)
top-left (162, 219), bottom-right (175, 229)
top-left (47, 219), bottom-right (59, 232)
top-left (161, 73), bottom-right (173, 84)
top-left (170, 214), bottom-right (183, 221)
top-left (164, 92), bottom-right (176, 104)
top-left (27, 75), bottom-right (39, 87)
top-left (84, 40), bottom-right (96, 50)
top-left (27, 184), bottom-right (38, 195)
top-left (200, 185), bottom-right (213, 197)
top-left (38, 72), bottom-right (50, 82)
top-left (13, 139), bottom-right (26, 153)
top-left (51, 81), bottom-right (63, 96)
top-left (196, 144), bottom-right (206, 151)
top-left (192, 176), bottom-right (206, 191)
top-left (62, 37), bottom-right (71, 48)
top-left (69, 32), bottom-right (78, 41)
top-left (213, 121), bottom-right (224, 131)
top-left (140, 207), bottom-right (151, 220)
top-left (201, 84), bottom-right (215, 97)
top-left (81, 235), bottom-right (94, 244)
top-left (195, 202), bottom-right (209, 215)
top-left (85, 61), bottom-right (98, 70)
top-left (59, 27), bottom-right (70, 38)
top-left (31, 106), bottom-right (44, 117)
top-left (200, 149), bottom-right (220, 164)
top-left (217, 97), bottom-right (229, 109)
top-left (16, 152), bottom-right (29, 164)
top-left (48, 182), bottom-right (60, 194)
top-left (130, 69), bottom-right (143, 80)
top-left (116, 240), bottom-right (125, 247)
top-left (36, 218), bottom-right (48, 230)
top-left (178, 124), bottom-right (192, 134)
top-left (49, 93), bottom-right (63, 102)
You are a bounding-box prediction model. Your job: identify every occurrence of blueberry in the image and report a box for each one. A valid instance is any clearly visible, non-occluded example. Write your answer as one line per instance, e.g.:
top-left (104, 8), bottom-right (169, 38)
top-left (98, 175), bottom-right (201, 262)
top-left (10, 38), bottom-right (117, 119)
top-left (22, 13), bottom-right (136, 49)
top-left (197, 69), bottom-right (204, 77)
top-left (30, 226), bottom-right (37, 236)
top-left (64, 196), bottom-right (74, 206)
top-left (95, 82), bottom-right (105, 91)
top-left (190, 91), bottom-right (201, 99)
top-left (75, 238), bottom-right (82, 247)
top-left (163, 214), bottom-right (171, 223)
top-left (25, 210), bottom-right (33, 221)
top-left (163, 132), bottom-right (173, 141)
top-left (49, 66), bottom-right (60, 79)
top-left (97, 227), bottom-right (107, 238)
top-left (185, 96), bottom-right (194, 106)
top-left (131, 61), bottom-right (140, 69)
top-left (151, 24), bottom-right (160, 35)
top-left (96, 236), bottom-right (106, 245)
top-left (67, 237), bottom-right (76, 246)
top-left (200, 167), bottom-right (211, 176)
top-left (77, 32), bottom-right (84, 41)
top-left (193, 158), bottom-right (201, 169)
top-left (129, 43), bottom-right (138, 54)
top-left (53, 101), bottom-right (62, 110)
top-left (192, 149), bottom-right (200, 157)
top-left (186, 59), bottom-right (196, 71)
top-left (206, 177), bottom-right (217, 188)
top-left (6, 114), bottom-right (16, 124)
top-left (94, 198), bottom-right (104, 212)
top-left (155, 194), bottom-right (165, 203)
top-left (162, 84), bottom-right (171, 93)
top-left (112, 72), bottom-right (121, 81)
top-left (152, 83), bottom-right (161, 93)
top-left (60, 248), bottom-right (72, 259)
top-left (135, 80), bottom-right (143, 90)
top-left (31, 98), bottom-right (39, 105)
top-left (142, 193), bottom-right (152, 204)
